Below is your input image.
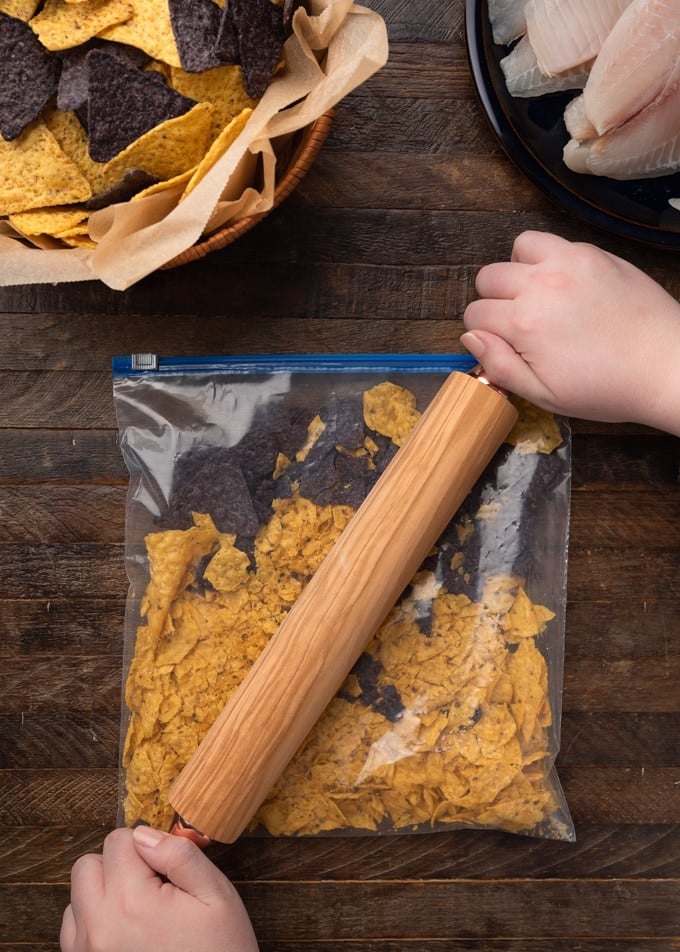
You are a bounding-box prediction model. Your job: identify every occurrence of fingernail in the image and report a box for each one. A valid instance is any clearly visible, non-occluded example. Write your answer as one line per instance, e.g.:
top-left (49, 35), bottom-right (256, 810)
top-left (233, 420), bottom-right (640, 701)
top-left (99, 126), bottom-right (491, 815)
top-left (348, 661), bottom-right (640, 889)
top-left (132, 825), bottom-right (166, 849)
top-left (461, 331), bottom-right (485, 358)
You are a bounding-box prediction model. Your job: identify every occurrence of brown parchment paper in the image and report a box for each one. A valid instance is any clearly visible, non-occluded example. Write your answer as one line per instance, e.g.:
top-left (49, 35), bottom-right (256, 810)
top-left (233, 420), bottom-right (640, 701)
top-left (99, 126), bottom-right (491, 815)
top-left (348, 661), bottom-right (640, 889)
top-left (0, 0), bottom-right (388, 290)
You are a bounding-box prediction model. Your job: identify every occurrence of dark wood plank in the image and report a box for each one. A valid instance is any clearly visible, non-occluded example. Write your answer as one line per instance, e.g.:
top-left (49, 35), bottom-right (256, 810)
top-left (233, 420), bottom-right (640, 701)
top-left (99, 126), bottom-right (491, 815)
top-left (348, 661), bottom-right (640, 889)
top-left (0, 769), bottom-right (118, 826)
top-left (564, 551), bottom-right (680, 601)
top-left (565, 601), bottom-right (679, 659)
top-left (0, 430), bottom-right (124, 483)
top-left (0, 374), bottom-right (113, 428)
top-left (235, 879), bottom-right (680, 939)
top-left (0, 659), bottom-right (123, 715)
top-left (0, 487), bottom-right (125, 539)
top-left (0, 713), bottom-right (120, 769)
top-left (4, 879), bottom-right (677, 944)
top-left (571, 435), bottom-right (680, 488)
top-left (1, 599), bottom-right (125, 655)
top-left (365, 0), bottom-right (466, 43)
top-left (0, 543), bottom-right (125, 599)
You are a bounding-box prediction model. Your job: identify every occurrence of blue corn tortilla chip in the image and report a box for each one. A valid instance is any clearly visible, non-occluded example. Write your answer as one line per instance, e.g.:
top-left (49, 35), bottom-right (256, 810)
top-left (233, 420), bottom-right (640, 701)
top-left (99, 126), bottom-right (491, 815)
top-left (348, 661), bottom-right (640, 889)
top-left (168, 0), bottom-right (223, 73)
top-left (85, 168), bottom-right (159, 209)
top-left (86, 49), bottom-right (197, 162)
top-left (0, 10), bottom-right (60, 141)
top-left (164, 446), bottom-right (260, 539)
top-left (214, 0), bottom-right (239, 64)
top-left (282, 0), bottom-right (303, 35)
top-left (57, 40), bottom-right (150, 114)
top-left (231, 0), bottom-right (285, 99)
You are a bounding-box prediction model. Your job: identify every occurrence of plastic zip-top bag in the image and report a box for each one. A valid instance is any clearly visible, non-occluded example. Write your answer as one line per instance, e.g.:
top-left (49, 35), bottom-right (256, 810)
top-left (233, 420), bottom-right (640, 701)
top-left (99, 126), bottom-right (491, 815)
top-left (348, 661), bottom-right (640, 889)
top-left (112, 353), bottom-right (574, 842)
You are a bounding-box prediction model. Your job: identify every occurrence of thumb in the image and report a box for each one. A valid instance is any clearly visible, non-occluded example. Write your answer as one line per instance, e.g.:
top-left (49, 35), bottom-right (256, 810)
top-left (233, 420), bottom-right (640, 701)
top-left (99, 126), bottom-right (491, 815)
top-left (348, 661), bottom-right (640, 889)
top-left (460, 330), bottom-right (548, 409)
top-left (132, 826), bottom-right (233, 906)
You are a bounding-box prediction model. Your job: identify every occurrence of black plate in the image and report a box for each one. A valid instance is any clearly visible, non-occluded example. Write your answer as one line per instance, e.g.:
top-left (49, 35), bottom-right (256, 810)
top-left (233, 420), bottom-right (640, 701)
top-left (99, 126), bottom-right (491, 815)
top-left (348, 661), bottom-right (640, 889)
top-left (464, 0), bottom-right (680, 248)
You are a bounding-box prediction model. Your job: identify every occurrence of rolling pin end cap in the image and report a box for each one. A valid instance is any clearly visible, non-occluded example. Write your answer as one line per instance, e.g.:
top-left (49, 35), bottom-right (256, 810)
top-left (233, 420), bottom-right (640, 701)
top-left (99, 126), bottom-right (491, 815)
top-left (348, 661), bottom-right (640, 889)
top-left (469, 364), bottom-right (511, 399)
top-left (169, 814), bottom-right (212, 850)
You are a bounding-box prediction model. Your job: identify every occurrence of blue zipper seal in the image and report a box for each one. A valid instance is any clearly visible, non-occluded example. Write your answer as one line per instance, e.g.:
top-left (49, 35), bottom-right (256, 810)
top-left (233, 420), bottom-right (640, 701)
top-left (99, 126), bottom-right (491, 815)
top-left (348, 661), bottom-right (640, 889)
top-left (112, 353), bottom-right (478, 377)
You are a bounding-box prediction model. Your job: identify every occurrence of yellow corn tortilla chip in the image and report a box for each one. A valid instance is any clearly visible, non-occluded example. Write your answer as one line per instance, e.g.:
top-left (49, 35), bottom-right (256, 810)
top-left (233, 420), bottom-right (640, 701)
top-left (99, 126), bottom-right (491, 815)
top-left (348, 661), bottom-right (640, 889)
top-left (203, 536), bottom-right (250, 593)
top-left (507, 397), bottom-right (563, 454)
top-left (181, 107), bottom-right (252, 200)
top-left (503, 585), bottom-right (555, 642)
top-left (98, 0), bottom-right (181, 66)
top-left (0, 122), bottom-right (92, 215)
top-left (168, 64), bottom-right (256, 142)
top-left (133, 167), bottom-right (194, 201)
top-left (107, 102), bottom-right (215, 181)
top-left (58, 232), bottom-right (96, 247)
top-left (45, 102), bottom-right (214, 195)
top-left (363, 381), bottom-right (422, 447)
top-left (29, 0), bottom-right (134, 50)
top-left (9, 205), bottom-right (89, 236)
top-left (54, 221), bottom-right (90, 239)
top-left (0, 0), bottom-right (41, 20)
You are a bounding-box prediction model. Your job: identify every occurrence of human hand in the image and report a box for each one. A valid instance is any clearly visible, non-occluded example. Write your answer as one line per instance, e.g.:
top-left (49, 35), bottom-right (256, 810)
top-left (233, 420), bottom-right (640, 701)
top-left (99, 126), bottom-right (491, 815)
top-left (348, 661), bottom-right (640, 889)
top-left (462, 231), bottom-right (680, 435)
top-left (60, 826), bottom-right (259, 952)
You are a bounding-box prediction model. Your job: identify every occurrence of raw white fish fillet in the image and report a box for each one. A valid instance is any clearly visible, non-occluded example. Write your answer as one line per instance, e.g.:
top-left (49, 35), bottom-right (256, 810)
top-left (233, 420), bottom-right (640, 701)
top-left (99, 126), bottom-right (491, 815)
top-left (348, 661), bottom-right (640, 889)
top-left (564, 93), bottom-right (597, 139)
top-left (525, 0), bottom-right (632, 76)
top-left (488, 0), bottom-right (528, 45)
top-left (581, 0), bottom-right (680, 135)
top-left (563, 70), bottom-right (680, 178)
top-left (501, 35), bottom-right (592, 96)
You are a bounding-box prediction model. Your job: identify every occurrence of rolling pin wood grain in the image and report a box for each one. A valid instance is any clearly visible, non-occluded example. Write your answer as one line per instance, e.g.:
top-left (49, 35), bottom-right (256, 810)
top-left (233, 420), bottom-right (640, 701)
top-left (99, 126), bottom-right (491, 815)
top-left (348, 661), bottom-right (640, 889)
top-left (169, 369), bottom-right (518, 843)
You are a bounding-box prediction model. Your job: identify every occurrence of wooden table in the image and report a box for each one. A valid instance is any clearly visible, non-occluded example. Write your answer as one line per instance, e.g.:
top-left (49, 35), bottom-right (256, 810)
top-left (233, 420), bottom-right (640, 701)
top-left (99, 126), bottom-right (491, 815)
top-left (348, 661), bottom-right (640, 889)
top-left (1, 1), bottom-right (679, 948)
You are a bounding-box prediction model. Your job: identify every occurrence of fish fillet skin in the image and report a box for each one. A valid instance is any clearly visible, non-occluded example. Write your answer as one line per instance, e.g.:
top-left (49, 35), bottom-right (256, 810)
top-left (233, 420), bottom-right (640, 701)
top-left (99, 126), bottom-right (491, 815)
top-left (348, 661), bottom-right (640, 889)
top-left (563, 72), bottom-right (680, 179)
top-left (501, 35), bottom-right (591, 97)
top-left (488, 0), bottom-right (528, 45)
top-left (525, 0), bottom-right (632, 76)
top-left (582, 0), bottom-right (680, 135)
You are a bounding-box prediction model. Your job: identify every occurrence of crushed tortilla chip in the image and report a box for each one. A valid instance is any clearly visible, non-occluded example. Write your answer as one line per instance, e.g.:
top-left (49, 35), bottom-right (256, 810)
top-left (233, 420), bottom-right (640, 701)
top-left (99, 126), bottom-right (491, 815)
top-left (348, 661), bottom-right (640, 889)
top-left (121, 391), bottom-right (566, 840)
top-left (508, 398), bottom-right (564, 455)
top-left (363, 381), bottom-right (422, 447)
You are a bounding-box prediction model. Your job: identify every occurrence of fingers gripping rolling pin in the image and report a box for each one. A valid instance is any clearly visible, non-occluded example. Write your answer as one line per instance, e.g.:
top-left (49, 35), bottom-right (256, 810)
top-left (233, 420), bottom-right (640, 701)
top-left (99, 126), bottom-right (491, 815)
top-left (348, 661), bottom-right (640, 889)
top-left (169, 368), bottom-right (518, 844)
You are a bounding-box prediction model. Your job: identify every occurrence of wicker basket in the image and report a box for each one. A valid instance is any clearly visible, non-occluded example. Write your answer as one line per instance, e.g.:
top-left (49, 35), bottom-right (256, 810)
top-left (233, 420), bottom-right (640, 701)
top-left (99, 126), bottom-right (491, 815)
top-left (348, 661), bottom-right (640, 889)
top-left (163, 109), bottom-right (334, 269)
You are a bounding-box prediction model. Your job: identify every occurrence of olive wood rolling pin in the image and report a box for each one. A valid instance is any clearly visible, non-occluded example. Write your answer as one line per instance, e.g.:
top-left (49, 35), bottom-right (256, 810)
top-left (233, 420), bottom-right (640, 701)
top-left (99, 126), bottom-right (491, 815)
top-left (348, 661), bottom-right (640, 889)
top-left (169, 368), bottom-right (518, 844)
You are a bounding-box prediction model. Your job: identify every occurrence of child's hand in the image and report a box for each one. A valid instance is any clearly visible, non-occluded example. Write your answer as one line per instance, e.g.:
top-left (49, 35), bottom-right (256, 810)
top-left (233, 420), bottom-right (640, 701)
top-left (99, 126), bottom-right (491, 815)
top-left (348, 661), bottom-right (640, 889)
top-left (462, 231), bottom-right (680, 435)
top-left (60, 826), bottom-right (259, 952)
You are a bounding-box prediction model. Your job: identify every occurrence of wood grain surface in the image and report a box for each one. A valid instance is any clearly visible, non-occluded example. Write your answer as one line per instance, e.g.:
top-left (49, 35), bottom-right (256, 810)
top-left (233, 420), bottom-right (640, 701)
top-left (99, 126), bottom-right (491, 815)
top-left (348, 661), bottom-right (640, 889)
top-left (1, 0), bottom-right (679, 948)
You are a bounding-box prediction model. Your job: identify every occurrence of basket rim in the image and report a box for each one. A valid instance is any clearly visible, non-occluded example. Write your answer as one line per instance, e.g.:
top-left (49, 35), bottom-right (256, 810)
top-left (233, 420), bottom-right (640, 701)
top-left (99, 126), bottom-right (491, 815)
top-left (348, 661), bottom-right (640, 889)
top-left (162, 108), bottom-right (335, 270)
